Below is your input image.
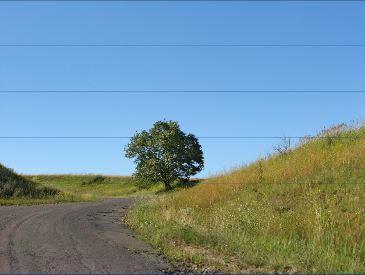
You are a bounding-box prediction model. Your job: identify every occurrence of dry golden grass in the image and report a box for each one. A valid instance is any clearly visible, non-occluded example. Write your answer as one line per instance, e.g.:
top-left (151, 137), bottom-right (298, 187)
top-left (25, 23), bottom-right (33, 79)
top-left (207, 126), bottom-right (365, 186)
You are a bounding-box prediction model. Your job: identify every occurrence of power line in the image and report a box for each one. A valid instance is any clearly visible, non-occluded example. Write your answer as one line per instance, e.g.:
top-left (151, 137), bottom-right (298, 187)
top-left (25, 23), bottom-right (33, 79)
top-left (1, 90), bottom-right (365, 94)
top-left (0, 0), bottom-right (364, 2)
top-left (0, 136), bottom-right (363, 139)
top-left (1, 44), bottom-right (365, 47)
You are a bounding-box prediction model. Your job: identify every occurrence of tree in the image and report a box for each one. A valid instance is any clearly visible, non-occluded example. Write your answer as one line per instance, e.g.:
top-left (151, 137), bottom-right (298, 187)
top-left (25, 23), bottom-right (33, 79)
top-left (125, 120), bottom-right (204, 190)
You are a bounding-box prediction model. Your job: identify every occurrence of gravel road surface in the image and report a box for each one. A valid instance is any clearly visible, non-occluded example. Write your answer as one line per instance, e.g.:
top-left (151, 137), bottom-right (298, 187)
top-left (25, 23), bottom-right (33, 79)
top-left (0, 198), bottom-right (172, 273)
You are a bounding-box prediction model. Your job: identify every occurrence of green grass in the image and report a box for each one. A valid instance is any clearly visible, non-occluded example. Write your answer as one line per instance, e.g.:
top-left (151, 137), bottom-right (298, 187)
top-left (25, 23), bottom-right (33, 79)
top-left (127, 124), bottom-right (365, 273)
top-left (27, 174), bottom-right (138, 201)
top-left (0, 174), bottom-right (139, 205)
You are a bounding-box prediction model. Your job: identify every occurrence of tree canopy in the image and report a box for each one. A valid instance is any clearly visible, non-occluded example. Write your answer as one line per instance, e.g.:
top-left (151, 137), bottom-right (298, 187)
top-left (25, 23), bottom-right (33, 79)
top-left (125, 121), bottom-right (204, 190)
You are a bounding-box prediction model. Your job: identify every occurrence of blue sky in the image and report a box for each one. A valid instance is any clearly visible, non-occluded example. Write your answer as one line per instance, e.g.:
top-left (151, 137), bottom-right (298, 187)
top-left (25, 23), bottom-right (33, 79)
top-left (0, 1), bottom-right (364, 176)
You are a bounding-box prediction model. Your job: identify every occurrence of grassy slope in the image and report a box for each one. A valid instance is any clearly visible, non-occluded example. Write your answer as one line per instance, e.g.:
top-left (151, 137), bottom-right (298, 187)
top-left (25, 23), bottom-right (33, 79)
top-left (0, 163), bottom-right (60, 205)
top-left (127, 126), bottom-right (365, 273)
top-left (0, 174), bottom-right (137, 205)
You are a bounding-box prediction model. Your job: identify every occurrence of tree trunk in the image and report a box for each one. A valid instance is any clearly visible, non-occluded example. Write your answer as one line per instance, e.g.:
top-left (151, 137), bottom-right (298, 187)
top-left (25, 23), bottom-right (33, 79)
top-left (164, 181), bottom-right (172, 191)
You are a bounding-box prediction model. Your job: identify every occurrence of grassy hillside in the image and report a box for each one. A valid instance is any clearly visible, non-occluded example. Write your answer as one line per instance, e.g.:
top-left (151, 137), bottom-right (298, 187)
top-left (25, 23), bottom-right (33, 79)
top-left (0, 163), bottom-right (59, 201)
top-left (207, 124), bottom-right (365, 186)
top-left (127, 124), bottom-right (365, 273)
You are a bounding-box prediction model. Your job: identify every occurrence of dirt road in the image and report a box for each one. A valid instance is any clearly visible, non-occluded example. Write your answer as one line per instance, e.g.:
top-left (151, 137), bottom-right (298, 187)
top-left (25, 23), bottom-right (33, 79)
top-left (0, 198), bottom-right (172, 273)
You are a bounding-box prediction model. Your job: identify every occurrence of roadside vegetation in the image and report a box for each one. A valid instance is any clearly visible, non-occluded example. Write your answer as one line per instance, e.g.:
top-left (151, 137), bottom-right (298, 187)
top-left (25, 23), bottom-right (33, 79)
top-left (127, 124), bottom-right (365, 273)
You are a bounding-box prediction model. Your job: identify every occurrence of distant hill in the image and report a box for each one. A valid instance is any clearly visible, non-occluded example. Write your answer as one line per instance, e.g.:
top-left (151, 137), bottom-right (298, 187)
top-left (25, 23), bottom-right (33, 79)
top-left (0, 163), bottom-right (58, 198)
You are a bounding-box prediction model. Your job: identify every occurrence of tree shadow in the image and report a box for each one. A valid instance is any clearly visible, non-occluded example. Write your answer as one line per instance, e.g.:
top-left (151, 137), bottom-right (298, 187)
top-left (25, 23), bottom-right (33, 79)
top-left (154, 179), bottom-right (201, 194)
top-left (175, 179), bottom-right (201, 189)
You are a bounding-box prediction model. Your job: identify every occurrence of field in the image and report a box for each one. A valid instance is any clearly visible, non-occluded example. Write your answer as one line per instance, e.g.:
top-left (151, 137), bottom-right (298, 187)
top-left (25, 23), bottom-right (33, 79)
top-left (28, 174), bottom-right (138, 199)
top-left (126, 125), bottom-right (365, 272)
top-left (0, 174), bottom-right (138, 205)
